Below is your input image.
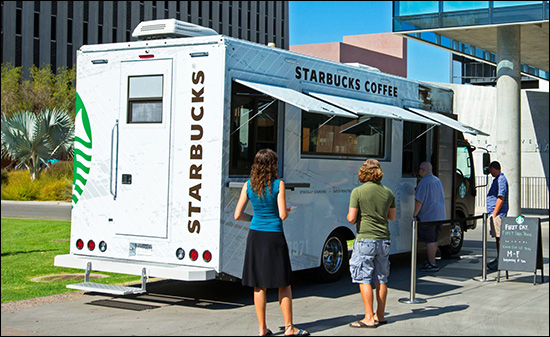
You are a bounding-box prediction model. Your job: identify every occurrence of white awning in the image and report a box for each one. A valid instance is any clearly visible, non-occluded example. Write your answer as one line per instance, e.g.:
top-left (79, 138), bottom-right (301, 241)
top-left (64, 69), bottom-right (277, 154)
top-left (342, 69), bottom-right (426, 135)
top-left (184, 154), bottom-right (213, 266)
top-left (406, 107), bottom-right (489, 136)
top-left (234, 79), bottom-right (357, 118)
top-left (307, 91), bottom-right (439, 125)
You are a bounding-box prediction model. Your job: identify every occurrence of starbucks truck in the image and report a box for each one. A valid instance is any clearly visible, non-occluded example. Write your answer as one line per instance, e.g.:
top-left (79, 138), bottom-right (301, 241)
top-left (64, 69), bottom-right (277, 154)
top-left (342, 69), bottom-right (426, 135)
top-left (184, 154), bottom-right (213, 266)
top-left (55, 19), bottom-right (488, 295)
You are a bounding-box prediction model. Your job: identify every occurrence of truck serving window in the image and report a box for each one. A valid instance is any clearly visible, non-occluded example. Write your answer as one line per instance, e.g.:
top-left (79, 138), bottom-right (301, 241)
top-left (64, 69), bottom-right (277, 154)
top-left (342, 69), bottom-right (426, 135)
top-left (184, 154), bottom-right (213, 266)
top-left (229, 82), bottom-right (279, 176)
top-left (402, 121), bottom-right (436, 177)
top-left (301, 112), bottom-right (385, 158)
top-left (127, 75), bottom-right (163, 123)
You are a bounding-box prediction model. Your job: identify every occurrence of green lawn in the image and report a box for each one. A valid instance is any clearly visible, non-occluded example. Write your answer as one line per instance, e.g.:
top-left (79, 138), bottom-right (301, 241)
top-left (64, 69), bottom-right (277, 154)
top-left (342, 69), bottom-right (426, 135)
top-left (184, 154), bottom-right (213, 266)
top-left (1, 218), bottom-right (141, 303)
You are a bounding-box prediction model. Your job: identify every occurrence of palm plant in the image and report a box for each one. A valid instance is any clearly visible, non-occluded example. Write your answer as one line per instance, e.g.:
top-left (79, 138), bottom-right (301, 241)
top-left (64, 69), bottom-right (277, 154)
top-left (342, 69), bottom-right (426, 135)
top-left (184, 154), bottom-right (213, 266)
top-left (1, 109), bottom-right (74, 181)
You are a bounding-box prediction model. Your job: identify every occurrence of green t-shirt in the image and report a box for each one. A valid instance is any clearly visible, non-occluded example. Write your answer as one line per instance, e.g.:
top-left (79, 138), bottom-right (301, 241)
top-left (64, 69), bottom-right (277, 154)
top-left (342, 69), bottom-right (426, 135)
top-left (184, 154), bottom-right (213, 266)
top-left (349, 181), bottom-right (396, 241)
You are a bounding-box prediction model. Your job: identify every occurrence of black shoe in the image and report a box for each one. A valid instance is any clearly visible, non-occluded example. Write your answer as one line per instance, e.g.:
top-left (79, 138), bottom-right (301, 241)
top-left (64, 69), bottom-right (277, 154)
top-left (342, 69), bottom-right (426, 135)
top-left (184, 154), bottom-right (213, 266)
top-left (420, 262), bottom-right (439, 272)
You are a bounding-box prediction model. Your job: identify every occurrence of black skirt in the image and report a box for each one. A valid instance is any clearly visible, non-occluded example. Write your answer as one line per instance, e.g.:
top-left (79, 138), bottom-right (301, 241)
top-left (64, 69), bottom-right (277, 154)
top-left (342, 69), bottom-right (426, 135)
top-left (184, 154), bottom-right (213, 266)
top-left (241, 229), bottom-right (292, 288)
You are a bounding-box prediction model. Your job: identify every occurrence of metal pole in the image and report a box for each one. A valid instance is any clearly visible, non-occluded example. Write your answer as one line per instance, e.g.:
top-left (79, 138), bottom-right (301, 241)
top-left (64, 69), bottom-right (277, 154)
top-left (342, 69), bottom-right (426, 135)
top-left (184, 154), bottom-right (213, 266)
top-left (399, 219), bottom-right (426, 304)
top-left (474, 213), bottom-right (496, 282)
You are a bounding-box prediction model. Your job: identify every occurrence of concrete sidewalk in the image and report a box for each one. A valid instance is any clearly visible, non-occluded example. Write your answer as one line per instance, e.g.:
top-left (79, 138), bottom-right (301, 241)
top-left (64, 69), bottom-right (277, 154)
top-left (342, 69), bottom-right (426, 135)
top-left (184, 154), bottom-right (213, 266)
top-left (2, 213), bottom-right (548, 336)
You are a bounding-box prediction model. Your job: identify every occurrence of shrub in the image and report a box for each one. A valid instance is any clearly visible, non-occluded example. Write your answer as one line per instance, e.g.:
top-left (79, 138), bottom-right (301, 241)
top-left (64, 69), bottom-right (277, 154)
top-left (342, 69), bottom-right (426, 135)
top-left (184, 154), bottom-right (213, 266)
top-left (43, 161), bottom-right (73, 181)
top-left (39, 178), bottom-right (72, 201)
top-left (0, 161), bottom-right (73, 201)
top-left (0, 170), bottom-right (41, 200)
top-left (1, 169), bottom-right (8, 185)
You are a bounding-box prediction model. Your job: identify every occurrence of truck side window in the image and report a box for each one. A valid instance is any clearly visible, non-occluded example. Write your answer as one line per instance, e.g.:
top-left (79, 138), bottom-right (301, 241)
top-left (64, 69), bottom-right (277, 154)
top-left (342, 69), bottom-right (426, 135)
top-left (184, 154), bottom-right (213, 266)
top-left (229, 82), bottom-right (278, 176)
top-left (127, 75), bottom-right (163, 123)
top-left (301, 112), bottom-right (385, 158)
top-left (456, 146), bottom-right (472, 179)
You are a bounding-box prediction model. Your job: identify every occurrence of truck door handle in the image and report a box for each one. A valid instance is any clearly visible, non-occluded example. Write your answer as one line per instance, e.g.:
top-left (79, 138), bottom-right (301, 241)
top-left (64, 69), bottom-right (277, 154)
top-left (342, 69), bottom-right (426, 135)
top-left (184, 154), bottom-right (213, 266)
top-left (110, 120), bottom-right (119, 200)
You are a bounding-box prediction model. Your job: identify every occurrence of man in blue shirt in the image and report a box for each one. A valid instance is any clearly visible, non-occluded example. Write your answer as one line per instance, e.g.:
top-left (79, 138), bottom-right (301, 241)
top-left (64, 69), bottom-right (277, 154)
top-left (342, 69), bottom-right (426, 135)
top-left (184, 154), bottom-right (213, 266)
top-left (486, 161), bottom-right (509, 270)
top-left (413, 162), bottom-right (446, 272)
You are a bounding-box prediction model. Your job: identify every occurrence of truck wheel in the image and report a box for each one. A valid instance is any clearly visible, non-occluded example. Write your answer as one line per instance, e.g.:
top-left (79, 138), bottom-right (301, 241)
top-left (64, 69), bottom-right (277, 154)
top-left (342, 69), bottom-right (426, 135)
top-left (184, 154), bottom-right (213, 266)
top-left (314, 231), bottom-right (348, 282)
top-left (440, 222), bottom-right (464, 259)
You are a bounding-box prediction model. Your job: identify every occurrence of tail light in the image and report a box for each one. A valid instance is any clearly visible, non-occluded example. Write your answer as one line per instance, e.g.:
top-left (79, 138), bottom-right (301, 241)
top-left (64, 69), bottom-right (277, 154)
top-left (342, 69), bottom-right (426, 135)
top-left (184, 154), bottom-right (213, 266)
top-left (189, 249), bottom-right (198, 261)
top-left (203, 250), bottom-right (212, 262)
top-left (76, 239), bottom-right (84, 250)
top-left (87, 240), bottom-right (95, 251)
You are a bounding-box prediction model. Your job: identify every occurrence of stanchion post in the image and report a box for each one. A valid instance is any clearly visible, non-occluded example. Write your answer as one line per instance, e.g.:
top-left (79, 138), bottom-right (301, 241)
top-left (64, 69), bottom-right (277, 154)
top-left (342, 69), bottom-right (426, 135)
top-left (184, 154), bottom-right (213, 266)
top-left (474, 212), bottom-right (496, 282)
top-left (482, 212), bottom-right (488, 279)
top-left (399, 219), bottom-right (426, 304)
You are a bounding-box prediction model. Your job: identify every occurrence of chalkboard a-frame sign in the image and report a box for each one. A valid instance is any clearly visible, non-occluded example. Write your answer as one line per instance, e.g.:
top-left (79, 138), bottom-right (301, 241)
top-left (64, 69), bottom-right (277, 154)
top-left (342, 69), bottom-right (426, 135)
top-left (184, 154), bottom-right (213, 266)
top-left (498, 216), bottom-right (544, 285)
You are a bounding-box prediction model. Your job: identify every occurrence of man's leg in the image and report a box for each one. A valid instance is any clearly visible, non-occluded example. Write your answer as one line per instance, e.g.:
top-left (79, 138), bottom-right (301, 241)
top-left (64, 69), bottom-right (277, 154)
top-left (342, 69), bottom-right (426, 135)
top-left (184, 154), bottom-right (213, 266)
top-left (358, 283), bottom-right (375, 326)
top-left (426, 242), bottom-right (438, 265)
top-left (374, 283), bottom-right (387, 322)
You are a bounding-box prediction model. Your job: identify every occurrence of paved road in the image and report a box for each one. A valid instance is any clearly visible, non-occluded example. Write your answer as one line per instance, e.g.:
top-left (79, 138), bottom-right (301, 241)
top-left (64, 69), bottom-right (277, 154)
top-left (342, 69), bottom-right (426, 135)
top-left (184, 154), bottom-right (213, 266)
top-left (1, 208), bottom-right (548, 336)
top-left (1, 200), bottom-right (71, 221)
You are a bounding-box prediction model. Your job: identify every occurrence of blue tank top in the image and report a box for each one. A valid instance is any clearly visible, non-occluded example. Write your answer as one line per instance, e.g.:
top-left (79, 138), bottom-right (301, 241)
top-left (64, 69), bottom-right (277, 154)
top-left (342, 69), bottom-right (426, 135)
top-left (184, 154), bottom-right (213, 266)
top-left (246, 179), bottom-right (283, 232)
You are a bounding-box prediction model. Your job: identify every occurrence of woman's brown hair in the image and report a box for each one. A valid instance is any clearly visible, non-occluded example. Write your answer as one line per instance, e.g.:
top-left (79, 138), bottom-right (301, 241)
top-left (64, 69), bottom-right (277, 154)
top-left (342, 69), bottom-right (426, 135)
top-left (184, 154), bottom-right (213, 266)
top-left (358, 158), bottom-right (384, 183)
top-left (250, 148), bottom-right (279, 197)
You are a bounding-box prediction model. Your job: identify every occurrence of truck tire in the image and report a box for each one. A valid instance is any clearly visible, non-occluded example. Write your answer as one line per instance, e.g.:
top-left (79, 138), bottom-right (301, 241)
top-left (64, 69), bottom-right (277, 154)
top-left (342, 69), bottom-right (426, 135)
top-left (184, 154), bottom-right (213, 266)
top-left (440, 221), bottom-right (464, 259)
top-left (314, 231), bottom-right (349, 282)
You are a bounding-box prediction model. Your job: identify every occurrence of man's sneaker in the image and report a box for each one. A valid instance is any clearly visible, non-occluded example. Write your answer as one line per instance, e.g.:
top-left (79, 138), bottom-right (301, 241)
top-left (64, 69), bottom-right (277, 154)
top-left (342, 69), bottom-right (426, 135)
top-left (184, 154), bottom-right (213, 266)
top-left (420, 262), bottom-right (439, 272)
top-left (487, 259), bottom-right (498, 270)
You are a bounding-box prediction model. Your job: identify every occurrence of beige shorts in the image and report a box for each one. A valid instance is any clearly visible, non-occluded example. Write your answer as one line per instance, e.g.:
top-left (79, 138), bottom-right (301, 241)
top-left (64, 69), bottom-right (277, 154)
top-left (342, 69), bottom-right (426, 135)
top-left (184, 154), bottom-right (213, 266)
top-left (489, 215), bottom-right (502, 238)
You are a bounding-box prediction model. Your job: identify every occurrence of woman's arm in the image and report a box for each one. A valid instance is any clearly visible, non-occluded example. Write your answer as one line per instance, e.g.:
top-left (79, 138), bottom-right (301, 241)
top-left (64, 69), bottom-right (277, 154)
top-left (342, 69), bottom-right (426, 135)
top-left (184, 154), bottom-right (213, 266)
top-left (234, 184), bottom-right (252, 221)
top-left (347, 207), bottom-right (358, 225)
top-left (277, 180), bottom-right (289, 220)
top-left (387, 207), bottom-right (396, 221)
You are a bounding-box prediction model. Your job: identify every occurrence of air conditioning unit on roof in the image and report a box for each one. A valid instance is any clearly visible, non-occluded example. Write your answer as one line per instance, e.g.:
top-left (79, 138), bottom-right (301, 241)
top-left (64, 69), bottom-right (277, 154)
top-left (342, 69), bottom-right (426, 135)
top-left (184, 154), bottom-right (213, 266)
top-left (132, 19), bottom-right (218, 40)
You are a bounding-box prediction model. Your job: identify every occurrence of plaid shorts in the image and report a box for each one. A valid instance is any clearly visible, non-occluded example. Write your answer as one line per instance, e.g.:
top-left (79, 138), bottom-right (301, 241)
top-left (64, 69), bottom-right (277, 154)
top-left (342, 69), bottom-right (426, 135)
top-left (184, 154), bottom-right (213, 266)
top-left (349, 239), bottom-right (391, 284)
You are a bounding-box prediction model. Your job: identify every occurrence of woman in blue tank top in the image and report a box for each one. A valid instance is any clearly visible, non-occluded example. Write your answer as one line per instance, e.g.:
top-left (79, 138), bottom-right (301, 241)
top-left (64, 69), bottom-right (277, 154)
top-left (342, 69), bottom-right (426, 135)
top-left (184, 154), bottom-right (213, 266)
top-left (234, 149), bottom-right (309, 336)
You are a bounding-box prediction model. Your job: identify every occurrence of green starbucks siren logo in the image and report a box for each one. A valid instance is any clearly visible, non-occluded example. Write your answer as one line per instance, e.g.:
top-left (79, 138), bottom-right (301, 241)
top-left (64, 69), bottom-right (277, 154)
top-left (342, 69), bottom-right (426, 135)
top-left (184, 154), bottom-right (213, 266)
top-left (459, 182), bottom-right (467, 199)
top-left (72, 93), bottom-right (92, 207)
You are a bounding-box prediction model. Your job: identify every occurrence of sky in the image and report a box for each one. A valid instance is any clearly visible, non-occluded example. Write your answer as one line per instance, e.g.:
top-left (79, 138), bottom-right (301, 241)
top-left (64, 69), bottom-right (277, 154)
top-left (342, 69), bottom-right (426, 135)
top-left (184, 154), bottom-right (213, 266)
top-left (288, 1), bottom-right (451, 83)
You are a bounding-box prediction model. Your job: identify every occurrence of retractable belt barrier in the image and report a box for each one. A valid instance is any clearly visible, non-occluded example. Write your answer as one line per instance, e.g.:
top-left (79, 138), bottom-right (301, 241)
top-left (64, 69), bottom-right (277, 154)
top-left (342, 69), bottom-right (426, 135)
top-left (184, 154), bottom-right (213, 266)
top-left (399, 214), bottom-right (486, 304)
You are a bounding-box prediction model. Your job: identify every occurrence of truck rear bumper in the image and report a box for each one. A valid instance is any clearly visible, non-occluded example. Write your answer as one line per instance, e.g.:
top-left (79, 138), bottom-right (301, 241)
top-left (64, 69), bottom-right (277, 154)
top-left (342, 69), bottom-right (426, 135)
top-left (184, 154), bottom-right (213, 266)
top-left (54, 254), bottom-right (216, 281)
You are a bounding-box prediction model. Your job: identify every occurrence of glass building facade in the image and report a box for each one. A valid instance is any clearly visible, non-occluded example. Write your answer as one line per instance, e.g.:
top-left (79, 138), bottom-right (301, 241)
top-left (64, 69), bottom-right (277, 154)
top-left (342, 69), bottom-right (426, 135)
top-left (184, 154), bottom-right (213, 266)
top-left (393, 1), bottom-right (549, 80)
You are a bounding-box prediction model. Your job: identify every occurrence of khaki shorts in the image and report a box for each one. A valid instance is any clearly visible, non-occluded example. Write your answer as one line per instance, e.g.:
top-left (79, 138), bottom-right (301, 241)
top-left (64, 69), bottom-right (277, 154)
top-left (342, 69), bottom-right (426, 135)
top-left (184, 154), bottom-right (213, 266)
top-left (489, 215), bottom-right (502, 238)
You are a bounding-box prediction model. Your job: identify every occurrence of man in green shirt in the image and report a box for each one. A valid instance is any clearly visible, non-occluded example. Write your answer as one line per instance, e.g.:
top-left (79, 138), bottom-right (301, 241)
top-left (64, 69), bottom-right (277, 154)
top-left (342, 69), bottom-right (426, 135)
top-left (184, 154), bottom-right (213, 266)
top-left (347, 159), bottom-right (396, 328)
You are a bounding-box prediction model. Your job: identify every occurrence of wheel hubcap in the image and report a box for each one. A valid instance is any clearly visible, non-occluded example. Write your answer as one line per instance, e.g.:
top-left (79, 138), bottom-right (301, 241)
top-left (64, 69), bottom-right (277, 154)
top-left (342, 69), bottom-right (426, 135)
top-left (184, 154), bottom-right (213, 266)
top-left (322, 236), bottom-right (343, 274)
top-left (450, 224), bottom-right (463, 249)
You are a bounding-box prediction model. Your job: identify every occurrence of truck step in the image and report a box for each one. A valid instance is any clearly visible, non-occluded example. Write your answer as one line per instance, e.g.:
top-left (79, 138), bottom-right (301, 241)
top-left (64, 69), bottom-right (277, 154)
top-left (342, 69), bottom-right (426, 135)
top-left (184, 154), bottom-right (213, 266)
top-left (65, 262), bottom-right (148, 296)
top-left (67, 282), bottom-right (147, 295)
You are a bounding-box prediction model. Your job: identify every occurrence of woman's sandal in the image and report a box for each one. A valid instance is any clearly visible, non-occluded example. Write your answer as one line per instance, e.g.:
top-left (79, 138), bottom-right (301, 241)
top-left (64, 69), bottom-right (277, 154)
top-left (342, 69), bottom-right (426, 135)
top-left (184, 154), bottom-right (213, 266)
top-left (259, 328), bottom-right (273, 336)
top-left (284, 327), bottom-right (310, 336)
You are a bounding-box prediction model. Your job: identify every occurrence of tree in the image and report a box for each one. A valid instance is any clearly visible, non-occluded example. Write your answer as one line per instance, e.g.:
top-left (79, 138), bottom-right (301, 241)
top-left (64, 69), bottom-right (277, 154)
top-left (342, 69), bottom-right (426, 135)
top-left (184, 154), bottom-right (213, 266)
top-left (1, 109), bottom-right (74, 181)
top-left (1, 63), bottom-right (76, 118)
top-left (1, 63), bottom-right (23, 115)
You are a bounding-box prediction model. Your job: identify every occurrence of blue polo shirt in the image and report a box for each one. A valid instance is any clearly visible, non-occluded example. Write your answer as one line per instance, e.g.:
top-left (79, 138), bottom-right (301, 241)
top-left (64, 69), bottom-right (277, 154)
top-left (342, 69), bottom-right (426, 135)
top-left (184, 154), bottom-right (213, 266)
top-left (415, 173), bottom-right (446, 222)
top-left (486, 173), bottom-right (509, 217)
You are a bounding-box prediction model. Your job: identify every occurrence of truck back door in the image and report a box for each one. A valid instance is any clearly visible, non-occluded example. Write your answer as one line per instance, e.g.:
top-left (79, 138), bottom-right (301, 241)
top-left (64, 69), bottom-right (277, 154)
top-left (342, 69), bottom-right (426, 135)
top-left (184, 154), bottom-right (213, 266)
top-left (113, 59), bottom-right (173, 238)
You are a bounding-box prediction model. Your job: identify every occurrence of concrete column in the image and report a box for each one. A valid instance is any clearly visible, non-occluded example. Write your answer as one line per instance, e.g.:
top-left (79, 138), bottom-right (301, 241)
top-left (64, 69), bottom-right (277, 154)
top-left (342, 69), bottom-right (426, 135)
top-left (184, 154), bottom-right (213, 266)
top-left (496, 25), bottom-right (521, 216)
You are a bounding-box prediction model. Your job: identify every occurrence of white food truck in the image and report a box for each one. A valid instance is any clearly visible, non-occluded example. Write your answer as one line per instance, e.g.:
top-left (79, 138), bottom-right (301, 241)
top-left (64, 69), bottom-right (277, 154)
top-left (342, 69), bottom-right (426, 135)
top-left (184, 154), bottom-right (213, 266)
top-left (55, 19), bottom-right (488, 295)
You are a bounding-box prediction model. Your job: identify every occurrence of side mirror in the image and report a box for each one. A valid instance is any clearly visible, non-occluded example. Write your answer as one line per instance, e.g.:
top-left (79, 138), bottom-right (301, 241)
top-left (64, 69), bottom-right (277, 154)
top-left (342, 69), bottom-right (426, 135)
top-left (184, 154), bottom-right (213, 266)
top-left (482, 152), bottom-right (491, 175)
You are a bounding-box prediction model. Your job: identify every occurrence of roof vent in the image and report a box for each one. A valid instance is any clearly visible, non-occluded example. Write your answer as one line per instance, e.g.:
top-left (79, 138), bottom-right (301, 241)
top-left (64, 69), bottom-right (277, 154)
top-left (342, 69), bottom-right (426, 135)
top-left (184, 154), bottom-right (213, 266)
top-left (132, 19), bottom-right (218, 40)
top-left (345, 62), bottom-right (381, 72)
